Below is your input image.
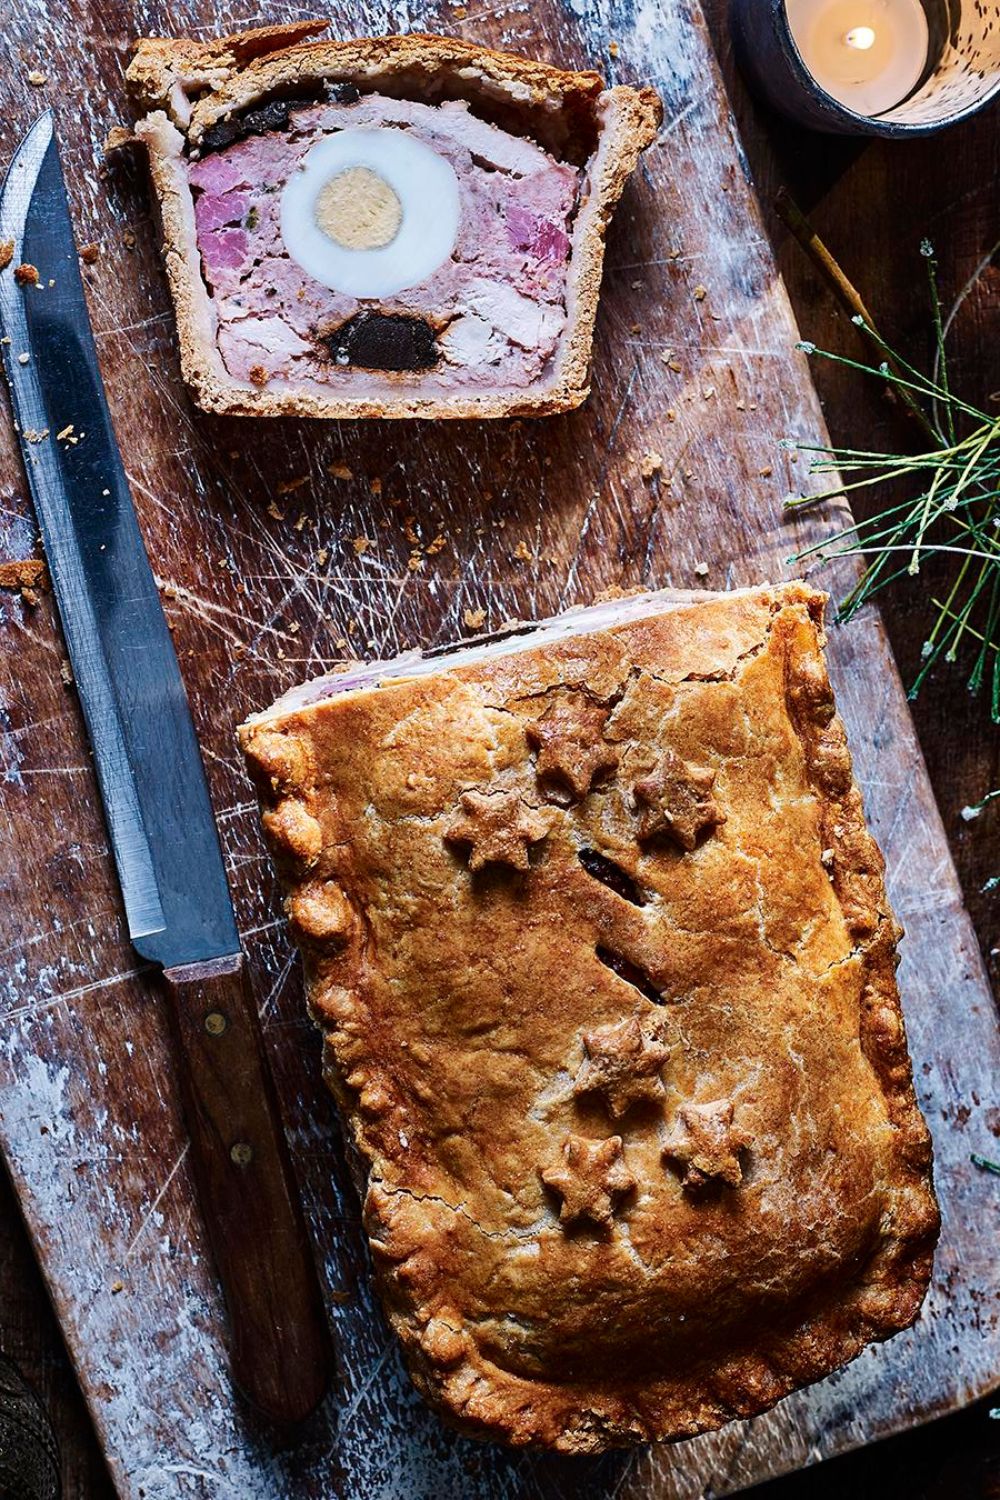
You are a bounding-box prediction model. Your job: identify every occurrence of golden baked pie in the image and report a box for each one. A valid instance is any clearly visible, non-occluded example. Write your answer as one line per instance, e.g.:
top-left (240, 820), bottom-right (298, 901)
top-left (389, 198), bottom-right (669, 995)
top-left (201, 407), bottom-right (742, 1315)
top-left (239, 582), bottom-right (939, 1452)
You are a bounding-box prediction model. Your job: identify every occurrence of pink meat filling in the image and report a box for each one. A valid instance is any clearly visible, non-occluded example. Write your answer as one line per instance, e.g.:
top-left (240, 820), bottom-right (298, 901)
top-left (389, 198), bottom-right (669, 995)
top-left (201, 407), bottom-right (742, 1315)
top-left (187, 94), bottom-right (583, 392)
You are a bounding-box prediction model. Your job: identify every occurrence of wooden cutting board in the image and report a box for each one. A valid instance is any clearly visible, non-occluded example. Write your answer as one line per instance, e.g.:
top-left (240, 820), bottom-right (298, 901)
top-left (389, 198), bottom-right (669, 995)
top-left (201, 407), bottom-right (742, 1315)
top-left (0, 1), bottom-right (997, 1495)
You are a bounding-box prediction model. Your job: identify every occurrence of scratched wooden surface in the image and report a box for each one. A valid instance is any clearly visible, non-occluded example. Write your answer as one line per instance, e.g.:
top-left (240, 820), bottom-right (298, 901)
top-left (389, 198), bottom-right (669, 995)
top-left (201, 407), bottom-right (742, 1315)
top-left (0, 0), bottom-right (998, 1496)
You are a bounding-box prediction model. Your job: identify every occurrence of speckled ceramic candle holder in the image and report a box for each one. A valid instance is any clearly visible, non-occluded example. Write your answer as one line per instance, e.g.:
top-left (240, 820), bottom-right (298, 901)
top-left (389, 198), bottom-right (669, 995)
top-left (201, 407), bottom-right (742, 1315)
top-left (730, 0), bottom-right (1000, 135)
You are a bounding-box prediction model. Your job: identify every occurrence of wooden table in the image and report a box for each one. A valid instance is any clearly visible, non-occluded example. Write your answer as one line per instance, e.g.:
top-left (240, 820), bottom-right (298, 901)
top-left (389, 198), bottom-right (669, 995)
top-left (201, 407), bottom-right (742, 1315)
top-left (1, 3), bottom-right (998, 1496)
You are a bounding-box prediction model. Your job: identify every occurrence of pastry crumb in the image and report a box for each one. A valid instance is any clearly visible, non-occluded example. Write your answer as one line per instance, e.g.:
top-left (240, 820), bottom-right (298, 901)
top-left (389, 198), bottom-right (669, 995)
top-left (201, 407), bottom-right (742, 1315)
top-left (248, 364), bottom-right (270, 387)
top-left (80, 243), bottom-right (100, 265)
top-left (352, 536), bottom-right (372, 555)
top-left (0, 559), bottom-right (48, 595)
top-left (27, 70), bottom-right (48, 86)
top-left (14, 263), bottom-right (39, 286)
top-left (103, 125), bottom-right (133, 156)
top-left (640, 450), bottom-right (663, 480)
top-left (327, 463), bottom-right (353, 480)
top-left (276, 475), bottom-right (308, 495)
top-left (0, 241), bottom-right (13, 272)
top-left (463, 607), bottom-right (486, 630)
top-left (60, 658), bottom-right (73, 685)
top-left (513, 540), bottom-right (532, 562)
top-left (693, 561), bottom-right (709, 577)
top-left (693, 284), bottom-right (707, 301)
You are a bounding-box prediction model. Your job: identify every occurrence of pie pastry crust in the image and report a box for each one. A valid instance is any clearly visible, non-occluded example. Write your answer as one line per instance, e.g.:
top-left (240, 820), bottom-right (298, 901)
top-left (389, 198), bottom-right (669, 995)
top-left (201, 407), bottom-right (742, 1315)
top-left (121, 24), bottom-right (661, 419)
top-left (239, 582), bottom-right (939, 1453)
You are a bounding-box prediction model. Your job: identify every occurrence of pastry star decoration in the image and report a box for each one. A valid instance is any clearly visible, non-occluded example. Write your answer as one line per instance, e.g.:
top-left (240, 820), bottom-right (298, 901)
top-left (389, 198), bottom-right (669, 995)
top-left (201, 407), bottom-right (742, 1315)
top-left (526, 695), bottom-right (619, 801)
top-left (632, 748), bottom-right (725, 850)
top-left (443, 788), bottom-right (549, 872)
top-left (573, 1016), bottom-right (670, 1118)
top-left (662, 1099), bottom-right (750, 1192)
top-left (540, 1134), bottom-right (636, 1227)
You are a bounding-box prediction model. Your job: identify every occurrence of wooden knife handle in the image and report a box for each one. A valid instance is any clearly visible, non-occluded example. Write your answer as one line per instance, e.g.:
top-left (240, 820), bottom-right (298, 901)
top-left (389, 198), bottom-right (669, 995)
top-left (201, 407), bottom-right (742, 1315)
top-left (161, 954), bottom-right (335, 1425)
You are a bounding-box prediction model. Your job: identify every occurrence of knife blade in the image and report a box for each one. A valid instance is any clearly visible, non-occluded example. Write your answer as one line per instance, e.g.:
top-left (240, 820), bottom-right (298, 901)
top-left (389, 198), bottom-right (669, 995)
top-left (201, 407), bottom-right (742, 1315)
top-left (0, 112), bottom-right (334, 1424)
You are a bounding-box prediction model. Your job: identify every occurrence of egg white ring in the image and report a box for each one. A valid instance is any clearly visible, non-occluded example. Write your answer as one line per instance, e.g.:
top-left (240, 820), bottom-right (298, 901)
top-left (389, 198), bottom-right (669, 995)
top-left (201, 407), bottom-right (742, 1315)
top-left (280, 128), bottom-right (461, 298)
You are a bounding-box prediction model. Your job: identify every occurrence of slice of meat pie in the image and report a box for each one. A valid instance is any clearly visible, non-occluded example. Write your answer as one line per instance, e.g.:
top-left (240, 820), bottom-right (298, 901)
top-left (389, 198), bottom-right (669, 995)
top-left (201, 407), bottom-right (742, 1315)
top-left (238, 583), bottom-right (938, 1452)
top-left (123, 25), bottom-right (661, 418)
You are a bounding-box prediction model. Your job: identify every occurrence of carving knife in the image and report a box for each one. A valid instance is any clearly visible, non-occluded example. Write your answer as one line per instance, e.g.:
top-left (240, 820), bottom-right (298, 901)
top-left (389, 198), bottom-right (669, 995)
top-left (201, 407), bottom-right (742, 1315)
top-left (0, 113), bottom-right (334, 1425)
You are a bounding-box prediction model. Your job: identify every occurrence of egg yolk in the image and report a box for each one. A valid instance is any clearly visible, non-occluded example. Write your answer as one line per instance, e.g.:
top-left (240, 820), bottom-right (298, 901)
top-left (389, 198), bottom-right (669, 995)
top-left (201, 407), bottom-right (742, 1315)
top-left (315, 167), bottom-right (403, 252)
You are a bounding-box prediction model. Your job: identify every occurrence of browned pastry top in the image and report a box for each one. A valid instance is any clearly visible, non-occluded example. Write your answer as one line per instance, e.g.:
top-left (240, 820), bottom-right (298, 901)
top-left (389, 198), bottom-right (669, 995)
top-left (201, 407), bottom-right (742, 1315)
top-left (239, 583), bottom-right (938, 1452)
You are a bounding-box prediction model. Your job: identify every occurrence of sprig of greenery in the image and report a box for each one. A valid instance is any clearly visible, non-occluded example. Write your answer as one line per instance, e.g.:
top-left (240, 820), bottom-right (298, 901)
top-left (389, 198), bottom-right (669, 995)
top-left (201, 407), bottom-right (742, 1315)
top-left (786, 243), bottom-right (1000, 721)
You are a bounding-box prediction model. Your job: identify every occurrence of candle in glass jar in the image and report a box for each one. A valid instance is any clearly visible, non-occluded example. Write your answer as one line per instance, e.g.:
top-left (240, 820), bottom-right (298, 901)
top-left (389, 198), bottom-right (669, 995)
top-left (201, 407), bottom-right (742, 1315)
top-left (784, 0), bottom-right (929, 116)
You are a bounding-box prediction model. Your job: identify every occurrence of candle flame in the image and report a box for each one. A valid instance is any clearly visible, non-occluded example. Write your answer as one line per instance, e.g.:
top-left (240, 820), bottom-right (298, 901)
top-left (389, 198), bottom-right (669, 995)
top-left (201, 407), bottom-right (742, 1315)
top-left (845, 25), bottom-right (877, 50)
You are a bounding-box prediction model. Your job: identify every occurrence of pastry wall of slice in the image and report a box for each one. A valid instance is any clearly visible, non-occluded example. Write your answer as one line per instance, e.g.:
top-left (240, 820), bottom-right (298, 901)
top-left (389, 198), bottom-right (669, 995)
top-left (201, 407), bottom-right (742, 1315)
top-left (124, 26), bottom-right (661, 419)
top-left (238, 583), bottom-right (939, 1452)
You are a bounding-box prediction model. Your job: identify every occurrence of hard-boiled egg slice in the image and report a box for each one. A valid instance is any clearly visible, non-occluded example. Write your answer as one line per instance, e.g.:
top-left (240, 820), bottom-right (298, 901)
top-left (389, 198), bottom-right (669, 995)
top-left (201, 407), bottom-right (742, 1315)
top-left (280, 128), bottom-right (460, 298)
